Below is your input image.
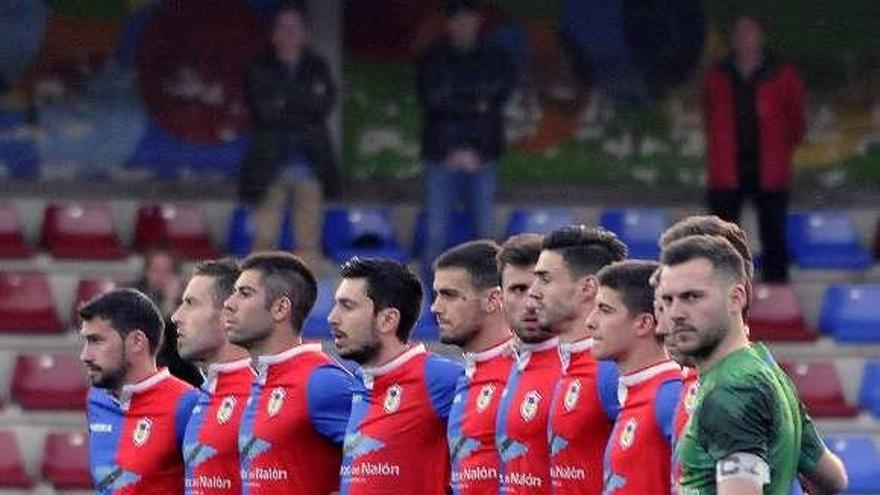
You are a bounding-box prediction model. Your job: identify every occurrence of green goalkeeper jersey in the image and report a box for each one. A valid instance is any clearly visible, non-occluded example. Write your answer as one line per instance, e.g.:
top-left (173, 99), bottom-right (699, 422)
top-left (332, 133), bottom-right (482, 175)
top-left (678, 345), bottom-right (804, 495)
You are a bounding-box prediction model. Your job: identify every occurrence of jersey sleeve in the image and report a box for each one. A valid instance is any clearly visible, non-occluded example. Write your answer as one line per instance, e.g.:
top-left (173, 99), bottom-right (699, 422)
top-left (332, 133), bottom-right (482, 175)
top-left (596, 360), bottom-right (620, 421)
top-left (654, 379), bottom-right (683, 445)
top-left (696, 382), bottom-right (773, 462)
top-left (307, 364), bottom-right (355, 445)
top-left (175, 389), bottom-right (201, 447)
top-left (424, 354), bottom-right (464, 421)
top-left (797, 404), bottom-right (825, 474)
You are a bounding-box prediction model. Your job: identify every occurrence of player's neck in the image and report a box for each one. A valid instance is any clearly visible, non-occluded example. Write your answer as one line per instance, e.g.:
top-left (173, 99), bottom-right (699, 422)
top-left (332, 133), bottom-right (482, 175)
top-left (252, 327), bottom-right (302, 358)
top-left (462, 315), bottom-right (511, 354)
top-left (364, 340), bottom-right (410, 369)
top-left (696, 323), bottom-right (750, 373)
top-left (211, 342), bottom-right (251, 365)
top-left (618, 345), bottom-right (670, 376)
top-left (558, 303), bottom-right (594, 344)
top-left (116, 361), bottom-right (159, 397)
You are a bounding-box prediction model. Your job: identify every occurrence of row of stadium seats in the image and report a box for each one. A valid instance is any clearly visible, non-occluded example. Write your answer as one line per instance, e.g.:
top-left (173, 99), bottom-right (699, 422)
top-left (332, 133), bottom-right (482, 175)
top-left (2, 202), bottom-right (878, 267)
top-left (2, 270), bottom-right (878, 342)
top-left (2, 350), bottom-right (879, 420)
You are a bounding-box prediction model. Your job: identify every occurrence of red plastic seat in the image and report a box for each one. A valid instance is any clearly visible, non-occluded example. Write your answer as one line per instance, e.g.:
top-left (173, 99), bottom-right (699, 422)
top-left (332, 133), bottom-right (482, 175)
top-left (41, 202), bottom-right (128, 259)
top-left (11, 353), bottom-right (88, 410)
top-left (72, 278), bottom-right (116, 323)
top-left (781, 360), bottom-right (859, 418)
top-left (0, 202), bottom-right (31, 258)
top-left (0, 430), bottom-right (33, 488)
top-left (748, 283), bottom-right (817, 342)
top-left (42, 431), bottom-right (91, 489)
top-left (0, 272), bottom-right (64, 333)
top-left (135, 203), bottom-right (218, 259)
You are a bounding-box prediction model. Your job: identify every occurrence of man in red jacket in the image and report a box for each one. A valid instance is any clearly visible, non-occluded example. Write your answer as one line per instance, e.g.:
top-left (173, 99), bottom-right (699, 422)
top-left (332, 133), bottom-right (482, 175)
top-left (704, 14), bottom-right (805, 282)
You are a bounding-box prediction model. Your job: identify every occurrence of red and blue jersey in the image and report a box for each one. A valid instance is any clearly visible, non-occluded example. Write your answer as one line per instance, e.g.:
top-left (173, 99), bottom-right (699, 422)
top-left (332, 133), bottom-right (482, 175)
top-left (547, 338), bottom-right (620, 495)
top-left (671, 367), bottom-right (699, 494)
top-left (87, 368), bottom-right (199, 495)
top-left (238, 343), bottom-right (353, 495)
top-left (448, 338), bottom-right (516, 495)
top-left (183, 358), bottom-right (254, 494)
top-left (495, 337), bottom-right (563, 494)
top-left (603, 360), bottom-right (681, 495)
top-left (341, 344), bottom-right (463, 495)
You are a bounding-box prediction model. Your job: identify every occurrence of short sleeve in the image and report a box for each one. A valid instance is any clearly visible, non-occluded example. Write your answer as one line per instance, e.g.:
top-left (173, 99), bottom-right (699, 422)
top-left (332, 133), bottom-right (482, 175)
top-left (424, 354), bottom-right (464, 420)
top-left (798, 405), bottom-right (825, 474)
top-left (596, 360), bottom-right (620, 421)
top-left (654, 379), bottom-right (683, 445)
top-left (696, 382), bottom-right (772, 462)
top-left (175, 389), bottom-right (201, 446)
top-left (307, 364), bottom-right (355, 445)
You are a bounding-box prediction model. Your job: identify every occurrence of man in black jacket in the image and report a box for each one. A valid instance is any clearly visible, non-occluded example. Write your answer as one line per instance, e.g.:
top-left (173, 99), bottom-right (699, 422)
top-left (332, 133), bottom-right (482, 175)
top-left (240, 3), bottom-right (338, 264)
top-left (418, 0), bottom-right (516, 272)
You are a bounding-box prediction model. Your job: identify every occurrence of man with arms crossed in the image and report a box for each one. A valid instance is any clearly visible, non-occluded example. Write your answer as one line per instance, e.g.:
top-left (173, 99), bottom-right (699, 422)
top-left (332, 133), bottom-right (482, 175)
top-left (329, 257), bottom-right (462, 494)
top-left (172, 259), bottom-right (253, 494)
top-left (223, 252), bottom-right (353, 494)
top-left (81, 289), bottom-right (199, 494)
top-left (432, 240), bottom-right (516, 494)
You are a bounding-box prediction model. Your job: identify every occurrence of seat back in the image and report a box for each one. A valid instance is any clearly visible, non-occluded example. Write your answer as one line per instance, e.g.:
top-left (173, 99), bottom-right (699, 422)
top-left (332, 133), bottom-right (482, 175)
top-left (0, 272), bottom-right (63, 333)
top-left (12, 353), bottom-right (89, 410)
top-left (42, 431), bottom-right (92, 489)
top-left (819, 284), bottom-right (880, 342)
top-left (600, 208), bottom-right (667, 259)
top-left (0, 430), bottom-right (33, 488)
top-left (505, 207), bottom-right (576, 237)
top-left (780, 361), bottom-right (857, 417)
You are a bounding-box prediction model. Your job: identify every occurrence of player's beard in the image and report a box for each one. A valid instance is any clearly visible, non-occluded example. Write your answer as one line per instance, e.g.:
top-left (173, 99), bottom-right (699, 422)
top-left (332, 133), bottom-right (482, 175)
top-left (339, 324), bottom-right (382, 365)
top-left (88, 347), bottom-right (130, 391)
top-left (439, 321), bottom-right (481, 348)
top-left (677, 320), bottom-right (727, 362)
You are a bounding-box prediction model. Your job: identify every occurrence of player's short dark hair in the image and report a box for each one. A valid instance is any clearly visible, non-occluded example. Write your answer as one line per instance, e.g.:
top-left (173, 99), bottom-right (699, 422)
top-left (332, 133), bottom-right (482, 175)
top-left (340, 257), bottom-right (423, 343)
top-left (597, 260), bottom-right (661, 316)
top-left (192, 258), bottom-right (240, 307)
top-left (241, 251), bottom-right (317, 332)
top-left (434, 240), bottom-right (501, 289)
top-left (497, 233), bottom-right (543, 271)
top-left (542, 225), bottom-right (628, 278)
top-left (661, 235), bottom-right (747, 285)
top-left (660, 215), bottom-right (754, 280)
top-left (79, 289), bottom-right (165, 355)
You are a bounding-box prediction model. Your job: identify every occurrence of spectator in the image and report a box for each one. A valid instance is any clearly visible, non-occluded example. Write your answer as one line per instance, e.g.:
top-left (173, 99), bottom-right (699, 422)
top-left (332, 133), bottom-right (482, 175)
top-left (704, 14), bottom-right (805, 282)
top-left (239, 2), bottom-right (339, 266)
top-left (417, 0), bottom-right (516, 271)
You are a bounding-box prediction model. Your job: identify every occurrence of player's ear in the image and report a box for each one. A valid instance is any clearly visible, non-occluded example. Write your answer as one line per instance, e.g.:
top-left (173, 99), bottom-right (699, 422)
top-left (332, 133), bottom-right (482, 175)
top-left (727, 282), bottom-right (747, 317)
top-left (632, 312), bottom-right (657, 338)
top-left (581, 275), bottom-right (598, 301)
top-left (126, 329), bottom-right (151, 355)
top-left (271, 295), bottom-right (292, 323)
top-left (483, 286), bottom-right (502, 313)
top-left (376, 307), bottom-right (401, 337)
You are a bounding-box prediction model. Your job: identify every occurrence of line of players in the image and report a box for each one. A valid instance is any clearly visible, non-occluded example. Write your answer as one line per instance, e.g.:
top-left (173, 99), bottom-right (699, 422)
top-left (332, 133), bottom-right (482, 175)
top-left (78, 215), bottom-right (849, 494)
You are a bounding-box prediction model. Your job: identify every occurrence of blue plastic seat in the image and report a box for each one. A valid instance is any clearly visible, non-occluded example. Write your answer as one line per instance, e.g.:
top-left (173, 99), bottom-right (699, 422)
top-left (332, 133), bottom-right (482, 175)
top-left (858, 361), bottom-right (880, 416)
top-left (411, 209), bottom-right (477, 260)
top-left (599, 208), bottom-right (667, 259)
top-left (786, 211), bottom-right (873, 270)
top-left (825, 435), bottom-right (880, 492)
top-left (505, 207), bottom-right (576, 237)
top-left (226, 205), bottom-right (294, 259)
top-left (321, 207), bottom-right (408, 264)
top-left (411, 300), bottom-right (440, 342)
top-left (302, 279), bottom-right (338, 340)
top-left (818, 284), bottom-right (880, 342)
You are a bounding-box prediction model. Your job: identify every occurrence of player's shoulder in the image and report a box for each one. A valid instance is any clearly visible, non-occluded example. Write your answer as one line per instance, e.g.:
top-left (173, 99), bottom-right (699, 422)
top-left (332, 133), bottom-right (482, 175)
top-left (424, 352), bottom-right (464, 380)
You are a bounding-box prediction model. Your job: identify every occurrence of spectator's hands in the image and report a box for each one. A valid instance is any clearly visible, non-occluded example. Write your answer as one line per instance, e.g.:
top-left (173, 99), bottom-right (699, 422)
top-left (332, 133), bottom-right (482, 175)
top-left (446, 148), bottom-right (484, 172)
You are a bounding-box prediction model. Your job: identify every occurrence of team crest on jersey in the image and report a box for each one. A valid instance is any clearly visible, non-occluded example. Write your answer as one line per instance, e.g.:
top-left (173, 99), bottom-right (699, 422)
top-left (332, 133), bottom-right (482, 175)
top-left (520, 390), bottom-right (541, 422)
top-left (619, 418), bottom-right (637, 450)
top-left (133, 417), bottom-right (152, 447)
top-left (267, 387), bottom-right (286, 417)
top-left (383, 384), bottom-right (403, 413)
top-left (563, 379), bottom-right (582, 412)
top-left (217, 395), bottom-right (237, 424)
top-left (476, 384), bottom-right (495, 412)
top-left (684, 382), bottom-right (700, 415)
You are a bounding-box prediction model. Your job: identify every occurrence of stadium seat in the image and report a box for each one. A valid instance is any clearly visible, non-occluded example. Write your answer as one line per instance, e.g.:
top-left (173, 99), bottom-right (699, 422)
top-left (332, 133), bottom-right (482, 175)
top-left (11, 353), bottom-right (88, 410)
top-left (411, 209), bottom-right (477, 259)
top-left (747, 283), bottom-right (817, 341)
top-left (786, 211), bottom-right (873, 269)
top-left (825, 435), bottom-right (880, 493)
top-left (0, 430), bottom-right (33, 488)
top-left (818, 284), bottom-right (880, 342)
top-left (302, 278), bottom-right (337, 340)
top-left (780, 361), bottom-right (858, 418)
top-left (226, 205), bottom-right (294, 259)
top-left (42, 431), bottom-right (91, 489)
top-left (321, 207), bottom-right (408, 264)
top-left (599, 208), bottom-right (667, 259)
top-left (72, 278), bottom-right (116, 324)
top-left (411, 300), bottom-right (440, 342)
top-left (135, 203), bottom-right (218, 259)
top-left (0, 202), bottom-right (31, 258)
top-left (858, 361), bottom-right (880, 417)
top-left (0, 272), bottom-right (64, 333)
top-left (41, 202), bottom-right (128, 259)
top-left (505, 207), bottom-right (576, 237)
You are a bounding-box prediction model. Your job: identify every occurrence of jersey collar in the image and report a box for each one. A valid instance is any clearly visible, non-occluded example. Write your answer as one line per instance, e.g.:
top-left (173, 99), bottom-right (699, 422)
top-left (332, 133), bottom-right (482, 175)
top-left (515, 337), bottom-right (559, 371)
top-left (255, 343), bottom-right (323, 384)
top-left (559, 337), bottom-right (593, 374)
top-left (619, 360), bottom-right (680, 388)
top-left (119, 368), bottom-right (171, 411)
top-left (360, 344), bottom-right (426, 390)
top-left (463, 337), bottom-right (515, 378)
top-left (202, 357), bottom-right (254, 394)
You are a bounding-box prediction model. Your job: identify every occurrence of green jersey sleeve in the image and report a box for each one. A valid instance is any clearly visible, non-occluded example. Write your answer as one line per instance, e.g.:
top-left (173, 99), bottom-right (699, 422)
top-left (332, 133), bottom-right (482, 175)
top-left (696, 381), bottom-right (773, 463)
top-left (798, 405), bottom-right (824, 474)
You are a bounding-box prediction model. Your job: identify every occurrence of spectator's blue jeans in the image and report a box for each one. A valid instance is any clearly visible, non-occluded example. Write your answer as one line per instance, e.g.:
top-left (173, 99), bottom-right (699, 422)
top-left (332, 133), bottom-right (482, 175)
top-left (424, 161), bottom-right (497, 265)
